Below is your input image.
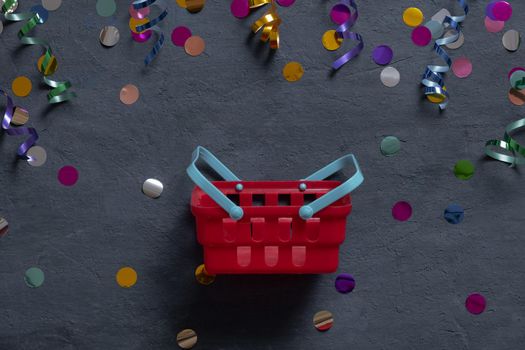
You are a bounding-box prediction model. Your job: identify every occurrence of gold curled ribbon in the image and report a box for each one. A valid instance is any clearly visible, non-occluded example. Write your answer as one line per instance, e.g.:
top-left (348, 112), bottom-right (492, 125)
top-left (1, 0), bottom-right (76, 103)
top-left (249, 0), bottom-right (281, 49)
top-left (485, 118), bottom-right (525, 166)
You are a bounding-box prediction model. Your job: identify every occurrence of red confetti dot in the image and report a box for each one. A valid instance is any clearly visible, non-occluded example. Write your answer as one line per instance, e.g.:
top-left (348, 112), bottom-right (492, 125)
top-left (411, 26), bottom-right (432, 46)
top-left (392, 201), bottom-right (412, 221)
top-left (58, 166), bottom-right (79, 186)
top-left (465, 293), bottom-right (486, 315)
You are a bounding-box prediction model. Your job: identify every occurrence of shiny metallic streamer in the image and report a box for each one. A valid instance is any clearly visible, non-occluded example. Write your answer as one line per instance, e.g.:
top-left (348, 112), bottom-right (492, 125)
top-left (420, 0), bottom-right (468, 110)
top-left (132, 0), bottom-right (168, 65)
top-left (1, 88), bottom-right (38, 158)
top-left (485, 118), bottom-right (525, 166)
top-left (331, 0), bottom-right (363, 70)
top-left (1, 1), bottom-right (76, 103)
top-left (242, 0), bottom-right (281, 49)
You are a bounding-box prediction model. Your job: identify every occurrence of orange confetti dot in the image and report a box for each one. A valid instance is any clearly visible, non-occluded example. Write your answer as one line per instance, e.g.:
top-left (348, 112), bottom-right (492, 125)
top-left (11, 76), bottom-right (32, 97)
top-left (116, 266), bottom-right (137, 288)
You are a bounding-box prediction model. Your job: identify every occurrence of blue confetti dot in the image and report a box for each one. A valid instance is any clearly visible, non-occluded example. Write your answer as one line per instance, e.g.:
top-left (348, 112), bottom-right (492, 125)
top-left (444, 204), bottom-right (464, 224)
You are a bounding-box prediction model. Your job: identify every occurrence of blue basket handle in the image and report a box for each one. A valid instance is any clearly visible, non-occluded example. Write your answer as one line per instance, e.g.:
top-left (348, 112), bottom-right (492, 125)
top-left (299, 154), bottom-right (364, 220)
top-left (187, 146), bottom-right (245, 220)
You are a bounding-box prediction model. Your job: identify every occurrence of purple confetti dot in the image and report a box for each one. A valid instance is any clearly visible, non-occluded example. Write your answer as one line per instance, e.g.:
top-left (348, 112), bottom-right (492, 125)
top-left (276, 0), bottom-right (295, 7)
top-left (171, 26), bottom-right (192, 47)
top-left (132, 30), bottom-right (152, 43)
top-left (335, 273), bottom-right (355, 294)
top-left (411, 25), bottom-right (432, 46)
top-left (58, 166), bottom-right (79, 187)
top-left (372, 45), bottom-right (393, 65)
top-left (392, 201), bottom-right (412, 221)
top-left (485, 1), bottom-right (497, 20)
top-left (230, 0), bottom-right (249, 19)
top-left (330, 4), bottom-right (350, 25)
top-left (492, 1), bottom-right (512, 22)
top-left (465, 293), bottom-right (486, 315)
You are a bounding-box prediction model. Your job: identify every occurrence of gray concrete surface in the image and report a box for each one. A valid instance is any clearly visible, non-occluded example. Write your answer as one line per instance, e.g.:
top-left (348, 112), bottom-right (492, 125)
top-left (1, 0), bottom-right (525, 349)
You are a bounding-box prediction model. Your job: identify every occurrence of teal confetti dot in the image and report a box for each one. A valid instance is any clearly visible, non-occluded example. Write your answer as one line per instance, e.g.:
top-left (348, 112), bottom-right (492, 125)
top-left (96, 0), bottom-right (116, 17)
top-left (380, 136), bottom-right (401, 156)
top-left (454, 160), bottom-right (475, 180)
top-left (25, 267), bottom-right (45, 288)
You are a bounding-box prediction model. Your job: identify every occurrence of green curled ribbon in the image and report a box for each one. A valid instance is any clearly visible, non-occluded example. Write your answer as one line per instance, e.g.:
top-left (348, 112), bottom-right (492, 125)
top-left (485, 118), bottom-right (525, 166)
top-left (1, 0), bottom-right (75, 103)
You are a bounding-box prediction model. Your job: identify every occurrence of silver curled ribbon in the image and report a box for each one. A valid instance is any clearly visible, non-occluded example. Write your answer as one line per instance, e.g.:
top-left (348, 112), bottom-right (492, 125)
top-left (1, 88), bottom-right (38, 158)
top-left (421, 0), bottom-right (468, 109)
top-left (1, 1), bottom-right (76, 103)
top-left (485, 118), bottom-right (525, 166)
top-left (331, 0), bottom-right (363, 70)
top-left (132, 0), bottom-right (168, 65)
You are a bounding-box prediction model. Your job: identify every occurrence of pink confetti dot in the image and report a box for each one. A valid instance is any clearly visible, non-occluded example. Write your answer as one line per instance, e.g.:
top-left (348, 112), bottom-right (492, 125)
top-left (465, 293), bottom-right (486, 315)
top-left (171, 26), bottom-right (192, 47)
top-left (411, 26), bottom-right (432, 46)
top-left (58, 166), bottom-right (79, 187)
top-left (330, 4), bottom-right (350, 25)
top-left (129, 4), bottom-right (149, 19)
top-left (484, 16), bottom-right (504, 33)
top-left (131, 30), bottom-right (152, 43)
top-left (451, 57), bottom-right (472, 78)
top-left (230, 0), bottom-right (249, 18)
top-left (492, 1), bottom-right (512, 22)
top-left (276, 0), bottom-right (295, 7)
top-left (392, 201), bottom-right (412, 221)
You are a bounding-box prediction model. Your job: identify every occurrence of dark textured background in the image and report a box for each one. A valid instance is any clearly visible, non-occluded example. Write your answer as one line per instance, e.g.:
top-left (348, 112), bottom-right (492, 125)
top-left (1, 0), bottom-right (525, 349)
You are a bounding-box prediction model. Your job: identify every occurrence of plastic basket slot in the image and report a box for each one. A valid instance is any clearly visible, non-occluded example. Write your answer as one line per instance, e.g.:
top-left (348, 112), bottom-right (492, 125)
top-left (223, 218), bottom-right (236, 243)
top-left (252, 194), bottom-right (265, 206)
top-left (226, 194), bottom-right (240, 205)
top-left (303, 193), bottom-right (317, 205)
top-left (306, 218), bottom-right (320, 242)
top-left (250, 218), bottom-right (265, 242)
top-left (278, 217), bottom-right (292, 242)
top-left (264, 246), bottom-right (279, 267)
top-left (237, 246), bottom-right (251, 267)
top-left (278, 194), bottom-right (291, 206)
top-left (292, 246), bottom-right (306, 267)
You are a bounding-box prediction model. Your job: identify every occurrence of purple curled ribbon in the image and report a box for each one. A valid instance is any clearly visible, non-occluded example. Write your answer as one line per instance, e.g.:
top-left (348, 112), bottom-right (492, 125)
top-left (1, 89), bottom-right (38, 158)
top-left (332, 0), bottom-right (363, 70)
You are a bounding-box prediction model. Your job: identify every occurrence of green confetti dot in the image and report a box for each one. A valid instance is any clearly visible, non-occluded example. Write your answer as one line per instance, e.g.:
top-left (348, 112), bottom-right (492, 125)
top-left (96, 0), bottom-right (116, 17)
top-left (25, 267), bottom-right (45, 288)
top-left (454, 160), bottom-right (475, 180)
top-left (380, 136), bottom-right (401, 156)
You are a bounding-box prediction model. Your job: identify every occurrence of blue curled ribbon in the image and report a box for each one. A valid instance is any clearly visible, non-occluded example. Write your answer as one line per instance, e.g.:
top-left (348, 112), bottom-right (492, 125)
top-left (332, 0), bottom-right (364, 70)
top-left (1, 88), bottom-right (38, 158)
top-left (421, 0), bottom-right (469, 109)
top-left (132, 0), bottom-right (168, 65)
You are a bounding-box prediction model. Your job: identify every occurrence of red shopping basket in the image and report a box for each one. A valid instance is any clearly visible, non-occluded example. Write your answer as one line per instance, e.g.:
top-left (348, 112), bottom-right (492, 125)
top-left (187, 147), bottom-right (364, 274)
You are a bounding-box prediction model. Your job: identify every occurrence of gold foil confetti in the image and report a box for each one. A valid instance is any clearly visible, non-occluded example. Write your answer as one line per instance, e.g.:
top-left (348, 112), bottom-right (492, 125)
top-left (195, 264), bottom-right (215, 285)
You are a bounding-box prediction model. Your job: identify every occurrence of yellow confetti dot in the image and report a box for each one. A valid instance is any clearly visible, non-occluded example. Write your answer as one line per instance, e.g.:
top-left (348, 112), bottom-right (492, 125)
top-left (37, 54), bottom-right (58, 76)
top-left (195, 264), bottom-right (215, 285)
top-left (282, 61), bottom-right (304, 82)
top-left (322, 30), bottom-right (343, 51)
top-left (403, 7), bottom-right (424, 27)
top-left (11, 76), bottom-right (32, 97)
top-left (116, 267), bottom-right (137, 288)
top-left (129, 17), bottom-right (149, 34)
top-left (176, 0), bottom-right (187, 8)
top-left (427, 86), bottom-right (447, 103)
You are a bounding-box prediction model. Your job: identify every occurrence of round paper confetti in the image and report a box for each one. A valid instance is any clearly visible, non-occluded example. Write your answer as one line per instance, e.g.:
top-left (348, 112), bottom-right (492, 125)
top-left (132, 30), bottom-right (152, 43)
top-left (444, 204), bottom-right (464, 224)
top-left (424, 20), bottom-right (444, 39)
top-left (11, 107), bottom-right (29, 126)
top-left (491, 1), bottom-right (512, 22)
top-left (431, 8), bottom-right (450, 23)
top-left (25, 267), bottom-right (44, 288)
top-left (0, 217), bottom-right (8, 237)
top-left (380, 67), bottom-right (400, 87)
top-left (230, 0), bottom-right (249, 18)
top-left (184, 35), bottom-right (205, 56)
top-left (42, 0), bottom-right (61, 11)
top-left (372, 45), bottom-right (393, 65)
top-left (484, 16), bottom-right (504, 33)
top-left (277, 0), bottom-right (295, 7)
top-left (392, 201), bottom-right (412, 221)
top-left (116, 267), bottom-right (137, 288)
top-left (502, 29), bottom-right (520, 52)
top-left (99, 26), bottom-right (120, 47)
top-left (96, 0), bottom-right (116, 17)
top-left (451, 57), bottom-right (472, 78)
top-left (58, 165), bottom-right (79, 186)
top-left (330, 3), bottom-right (350, 25)
top-left (282, 61), bottom-right (304, 82)
top-left (129, 17), bottom-right (149, 34)
top-left (427, 87), bottom-right (446, 103)
top-left (508, 88), bottom-right (525, 106)
top-left (120, 84), bottom-right (140, 105)
top-left (186, 0), bottom-right (205, 13)
top-left (177, 329), bottom-right (197, 349)
top-left (444, 30), bottom-right (464, 49)
top-left (171, 26), bottom-right (192, 47)
top-left (322, 30), bottom-right (342, 51)
top-left (129, 3), bottom-right (149, 19)
top-left (335, 273), bottom-right (355, 294)
top-left (380, 136), bottom-right (401, 156)
top-left (37, 54), bottom-right (58, 76)
top-left (11, 76), bottom-right (32, 97)
top-left (454, 160), bottom-right (475, 180)
top-left (510, 70), bottom-right (525, 90)
top-left (411, 26), bottom-right (432, 46)
top-left (313, 310), bottom-right (333, 331)
top-left (403, 7), bottom-right (423, 27)
top-left (27, 146), bottom-right (47, 167)
top-left (465, 293), bottom-right (486, 315)
top-left (508, 67), bottom-right (525, 80)
top-left (195, 264), bottom-right (215, 285)
top-left (142, 178), bottom-right (163, 199)
top-left (176, 0), bottom-right (187, 9)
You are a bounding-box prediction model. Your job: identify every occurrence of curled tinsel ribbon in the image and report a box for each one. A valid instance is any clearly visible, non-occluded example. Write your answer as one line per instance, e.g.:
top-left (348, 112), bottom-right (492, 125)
top-left (250, 0), bottom-right (280, 49)
top-left (1, 88), bottom-right (38, 158)
top-left (1, 1), bottom-right (76, 103)
top-left (132, 0), bottom-right (168, 65)
top-left (331, 0), bottom-right (363, 70)
top-left (485, 118), bottom-right (525, 166)
top-left (420, 0), bottom-right (468, 110)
